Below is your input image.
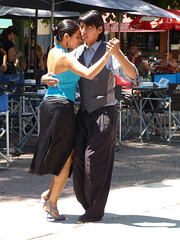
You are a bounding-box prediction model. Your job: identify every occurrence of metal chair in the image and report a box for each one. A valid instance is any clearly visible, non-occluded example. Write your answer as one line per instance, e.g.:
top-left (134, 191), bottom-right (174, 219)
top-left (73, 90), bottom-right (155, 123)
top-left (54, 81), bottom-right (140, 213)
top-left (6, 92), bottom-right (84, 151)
top-left (114, 84), bottom-right (122, 151)
top-left (0, 93), bottom-right (10, 169)
top-left (114, 75), bottom-right (135, 140)
top-left (0, 82), bottom-right (21, 169)
top-left (140, 84), bottom-right (180, 144)
top-left (167, 83), bottom-right (180, 143)
top-left (0, 82), bottom-right (37, 151)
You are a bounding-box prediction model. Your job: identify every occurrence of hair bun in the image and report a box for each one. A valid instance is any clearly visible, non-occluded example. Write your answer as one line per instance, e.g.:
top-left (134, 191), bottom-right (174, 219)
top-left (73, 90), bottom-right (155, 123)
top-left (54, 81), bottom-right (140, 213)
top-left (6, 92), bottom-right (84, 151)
top-left (52, 25), bottom-right (58, 36)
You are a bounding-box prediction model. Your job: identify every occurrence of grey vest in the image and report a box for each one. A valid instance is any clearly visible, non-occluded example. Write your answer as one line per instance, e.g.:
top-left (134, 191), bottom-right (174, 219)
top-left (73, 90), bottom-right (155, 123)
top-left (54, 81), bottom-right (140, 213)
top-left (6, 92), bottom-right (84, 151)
top-left (76, 42), bottom-right (115, 113)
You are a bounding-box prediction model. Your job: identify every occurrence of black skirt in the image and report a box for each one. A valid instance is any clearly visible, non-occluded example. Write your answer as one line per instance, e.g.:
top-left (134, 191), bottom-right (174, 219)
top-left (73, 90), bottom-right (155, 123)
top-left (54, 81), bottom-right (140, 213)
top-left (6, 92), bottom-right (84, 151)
top-left (29, 96), bottom-right (76, 176)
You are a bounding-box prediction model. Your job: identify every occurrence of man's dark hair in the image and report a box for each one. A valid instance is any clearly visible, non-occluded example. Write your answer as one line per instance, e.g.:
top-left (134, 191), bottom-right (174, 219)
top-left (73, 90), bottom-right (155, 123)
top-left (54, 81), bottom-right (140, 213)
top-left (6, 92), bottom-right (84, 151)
top-left (78, 10), bottom-right (105, 41)
top-left (130, 45), bottom-right (138, 49)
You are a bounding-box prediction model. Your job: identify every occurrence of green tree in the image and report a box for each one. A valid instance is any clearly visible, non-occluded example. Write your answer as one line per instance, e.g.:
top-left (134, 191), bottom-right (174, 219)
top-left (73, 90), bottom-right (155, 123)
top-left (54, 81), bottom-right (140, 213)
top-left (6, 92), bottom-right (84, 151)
top-left (145, 0), bottom-right (179, 9)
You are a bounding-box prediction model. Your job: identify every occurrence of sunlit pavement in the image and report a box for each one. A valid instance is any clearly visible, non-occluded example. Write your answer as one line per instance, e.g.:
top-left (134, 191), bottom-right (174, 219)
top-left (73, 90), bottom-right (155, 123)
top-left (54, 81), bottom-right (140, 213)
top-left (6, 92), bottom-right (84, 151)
top-left (0, 178), bottom-right (180, 240)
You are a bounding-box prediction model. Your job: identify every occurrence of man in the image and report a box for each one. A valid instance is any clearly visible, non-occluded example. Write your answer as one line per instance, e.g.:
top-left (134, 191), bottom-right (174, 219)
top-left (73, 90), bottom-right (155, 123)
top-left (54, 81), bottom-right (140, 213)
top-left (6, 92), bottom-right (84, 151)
top-left (128, 45), bottom-right (156, 75)
top-left (71, 10), bottom-right (138, 224)
top-left (42, 10), bottom-right (138, 223)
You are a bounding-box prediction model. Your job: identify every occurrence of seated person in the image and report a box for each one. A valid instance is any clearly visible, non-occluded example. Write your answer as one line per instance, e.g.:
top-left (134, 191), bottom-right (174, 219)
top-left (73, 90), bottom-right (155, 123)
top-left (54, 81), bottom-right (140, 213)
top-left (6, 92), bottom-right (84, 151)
top-left (161, 50), bottom-right (177, 67)
top-left (28, 45), bottom-right (45, 72)
top-left (127, 45), bottom-right (156, 76)
top-left (161, 50), bottom-right (177, 73)
top-left (23, 45), bottom-right (46, 81)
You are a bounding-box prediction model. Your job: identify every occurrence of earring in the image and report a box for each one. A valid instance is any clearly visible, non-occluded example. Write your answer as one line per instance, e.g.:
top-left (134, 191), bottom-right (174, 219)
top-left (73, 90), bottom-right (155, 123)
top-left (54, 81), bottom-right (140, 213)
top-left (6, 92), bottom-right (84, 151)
top-left (66, 42), bottom-right (68, 46)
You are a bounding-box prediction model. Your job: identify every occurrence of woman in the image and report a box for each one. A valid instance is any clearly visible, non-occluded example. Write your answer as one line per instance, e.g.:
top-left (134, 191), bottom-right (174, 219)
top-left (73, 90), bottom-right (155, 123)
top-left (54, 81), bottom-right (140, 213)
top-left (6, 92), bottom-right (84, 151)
top-left (29, 19), bottom-right (118, 221)
top-left (23, 45), bottom-right (46, 81)
top-left (0, 42), bottom-right (7, 73)
top-left (0, 26), bottom-right (23, 74)
top-left (29, 45), bottom-right (45, 71)
top-left (161, 51), bottom-right (177, 73)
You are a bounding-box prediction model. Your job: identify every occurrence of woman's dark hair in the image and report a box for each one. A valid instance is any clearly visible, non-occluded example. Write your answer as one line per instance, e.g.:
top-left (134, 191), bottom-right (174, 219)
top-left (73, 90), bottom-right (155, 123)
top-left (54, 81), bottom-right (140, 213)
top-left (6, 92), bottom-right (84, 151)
top-left (78, 10), bottom-right (105, 41)
top-left (52, 19), bottom-right (79, 42)
top-left (0, 26), bottom-right (18, 41)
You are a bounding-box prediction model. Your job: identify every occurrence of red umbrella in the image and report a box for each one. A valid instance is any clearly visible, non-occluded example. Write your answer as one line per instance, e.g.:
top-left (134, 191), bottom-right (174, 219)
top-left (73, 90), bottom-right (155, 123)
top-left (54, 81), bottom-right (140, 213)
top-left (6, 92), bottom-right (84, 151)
top-left (166, 9), bottom-right (180, 31)
top-left (130, 14), bottom-right (180, 31)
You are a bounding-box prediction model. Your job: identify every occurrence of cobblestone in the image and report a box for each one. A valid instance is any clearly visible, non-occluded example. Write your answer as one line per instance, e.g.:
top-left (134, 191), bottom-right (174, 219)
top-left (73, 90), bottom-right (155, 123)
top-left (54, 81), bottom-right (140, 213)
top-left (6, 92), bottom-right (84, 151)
top-left (1, 137), bottom-right (180, 203)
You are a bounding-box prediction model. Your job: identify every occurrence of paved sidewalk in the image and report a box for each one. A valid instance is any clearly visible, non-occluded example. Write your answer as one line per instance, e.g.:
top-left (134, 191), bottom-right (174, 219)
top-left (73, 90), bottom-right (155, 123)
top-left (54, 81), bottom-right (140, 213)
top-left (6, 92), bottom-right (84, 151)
top-left (0, 179), bottom-right (180, 240)
top-left (0, 140), bottom-right (180, 240)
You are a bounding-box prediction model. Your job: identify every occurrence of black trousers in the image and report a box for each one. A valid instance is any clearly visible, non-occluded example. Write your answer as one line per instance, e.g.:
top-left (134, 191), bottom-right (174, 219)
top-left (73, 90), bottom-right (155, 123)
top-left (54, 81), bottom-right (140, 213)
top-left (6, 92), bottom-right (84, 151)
top-left (73, 105), bottom-right (118, 219)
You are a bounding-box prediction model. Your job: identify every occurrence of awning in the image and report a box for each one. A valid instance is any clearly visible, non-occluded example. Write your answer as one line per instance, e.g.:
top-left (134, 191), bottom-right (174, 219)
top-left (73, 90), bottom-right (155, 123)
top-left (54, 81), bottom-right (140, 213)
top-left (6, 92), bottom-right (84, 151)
top-left (0, 6), bottom-right (80, 19)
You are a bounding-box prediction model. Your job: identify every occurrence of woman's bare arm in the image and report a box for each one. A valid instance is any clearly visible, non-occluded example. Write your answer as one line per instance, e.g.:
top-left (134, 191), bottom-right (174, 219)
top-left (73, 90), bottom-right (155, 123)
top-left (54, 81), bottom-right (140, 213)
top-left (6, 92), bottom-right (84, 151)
top-left (63, 51), bottom-right (110, 80)
top-left (43, 39), bottom-right (120, 86)
top-left (0, 48), bottom-right (7, 72)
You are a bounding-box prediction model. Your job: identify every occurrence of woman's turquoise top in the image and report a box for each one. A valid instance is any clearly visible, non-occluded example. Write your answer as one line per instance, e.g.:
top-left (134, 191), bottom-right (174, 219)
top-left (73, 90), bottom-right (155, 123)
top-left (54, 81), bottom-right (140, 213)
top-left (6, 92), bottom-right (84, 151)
top-left (44, 44), bottom-right (81, 102)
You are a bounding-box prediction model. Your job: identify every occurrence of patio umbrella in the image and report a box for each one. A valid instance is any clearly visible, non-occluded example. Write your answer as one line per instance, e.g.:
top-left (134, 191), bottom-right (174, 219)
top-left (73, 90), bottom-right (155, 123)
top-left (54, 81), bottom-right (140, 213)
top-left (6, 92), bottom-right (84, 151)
top-left (120, 0), bottom-right (180, 19)
top-left (0, 6), bottom-right (80, 19)
top-left (166, 9), bottom-right (180, 31)
top-left (0, 0), bottom-right (134, 13)
top-left (130, 14), bottom-right (180, 31)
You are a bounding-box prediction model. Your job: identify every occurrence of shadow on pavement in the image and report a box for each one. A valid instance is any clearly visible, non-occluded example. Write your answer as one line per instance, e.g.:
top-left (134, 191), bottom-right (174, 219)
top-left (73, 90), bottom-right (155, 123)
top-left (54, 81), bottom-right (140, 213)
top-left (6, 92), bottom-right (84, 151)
top-left (59, 213), bottom-right (180, 229)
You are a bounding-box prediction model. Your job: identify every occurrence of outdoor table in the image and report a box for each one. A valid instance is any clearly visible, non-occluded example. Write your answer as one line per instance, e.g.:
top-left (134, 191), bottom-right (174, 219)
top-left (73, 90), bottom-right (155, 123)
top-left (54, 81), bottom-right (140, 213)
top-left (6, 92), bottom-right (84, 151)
top-left (23, 82), bottom-right (47, 92)
top-left (122, 85), bottom-right (168, 141)
top-left (139, 83), bottom-right (180, 144)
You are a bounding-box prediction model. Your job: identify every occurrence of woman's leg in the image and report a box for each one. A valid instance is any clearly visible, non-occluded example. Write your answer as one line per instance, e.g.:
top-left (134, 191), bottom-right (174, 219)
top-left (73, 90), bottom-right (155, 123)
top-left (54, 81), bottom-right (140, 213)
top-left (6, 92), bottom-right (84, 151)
top-left (43, 151), bottom-right (73, 218)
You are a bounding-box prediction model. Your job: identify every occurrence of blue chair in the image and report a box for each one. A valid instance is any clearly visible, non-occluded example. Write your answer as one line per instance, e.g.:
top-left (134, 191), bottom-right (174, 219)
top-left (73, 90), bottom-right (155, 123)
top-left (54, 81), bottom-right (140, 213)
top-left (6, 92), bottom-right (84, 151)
top-left (0, 93), bottom-right (10, 169)
top-left (176, 73), bottom-right (180, 84)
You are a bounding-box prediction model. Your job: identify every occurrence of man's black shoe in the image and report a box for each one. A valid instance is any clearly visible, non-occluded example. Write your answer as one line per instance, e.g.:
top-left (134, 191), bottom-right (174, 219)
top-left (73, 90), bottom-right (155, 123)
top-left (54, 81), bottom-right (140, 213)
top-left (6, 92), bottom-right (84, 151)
top-left (77, 214), bottom-right (102, 224)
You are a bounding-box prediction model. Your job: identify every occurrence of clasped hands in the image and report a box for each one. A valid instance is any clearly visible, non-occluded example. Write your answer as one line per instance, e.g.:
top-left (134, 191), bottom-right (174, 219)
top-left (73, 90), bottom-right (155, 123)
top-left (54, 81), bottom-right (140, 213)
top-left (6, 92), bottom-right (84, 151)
top-left (106, 38), bottom-right (120, 56)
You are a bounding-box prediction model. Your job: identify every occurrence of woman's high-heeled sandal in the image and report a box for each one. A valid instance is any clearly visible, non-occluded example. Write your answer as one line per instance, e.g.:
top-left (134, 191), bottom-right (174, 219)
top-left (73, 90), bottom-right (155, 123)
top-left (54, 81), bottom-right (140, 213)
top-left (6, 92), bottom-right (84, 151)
top-left (44, 202), bottom-right (65, 222)
top-left (40, 193), bottom-right (50, 206)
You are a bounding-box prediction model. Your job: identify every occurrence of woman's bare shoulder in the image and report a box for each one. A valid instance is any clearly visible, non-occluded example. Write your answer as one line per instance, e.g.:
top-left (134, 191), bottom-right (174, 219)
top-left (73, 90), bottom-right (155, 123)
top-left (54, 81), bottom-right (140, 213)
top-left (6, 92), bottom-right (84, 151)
top-left (47, 48), bottom-right (69, 73)
top-left (49, 48), bottom-right (68, 62)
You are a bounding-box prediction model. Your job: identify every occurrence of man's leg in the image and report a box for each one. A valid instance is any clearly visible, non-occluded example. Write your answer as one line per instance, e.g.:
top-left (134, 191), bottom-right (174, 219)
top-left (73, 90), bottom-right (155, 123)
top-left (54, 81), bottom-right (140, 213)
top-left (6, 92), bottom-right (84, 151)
top-left (73, 106), bottom-right (118, 222)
